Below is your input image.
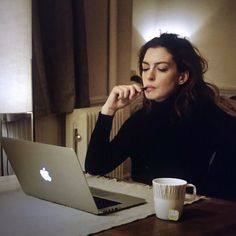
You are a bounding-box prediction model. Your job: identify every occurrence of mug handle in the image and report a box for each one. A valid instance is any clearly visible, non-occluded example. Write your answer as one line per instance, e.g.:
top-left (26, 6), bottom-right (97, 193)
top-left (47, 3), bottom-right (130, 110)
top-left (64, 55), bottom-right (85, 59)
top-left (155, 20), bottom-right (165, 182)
top-left (185, 183), bottom-right (197, 203)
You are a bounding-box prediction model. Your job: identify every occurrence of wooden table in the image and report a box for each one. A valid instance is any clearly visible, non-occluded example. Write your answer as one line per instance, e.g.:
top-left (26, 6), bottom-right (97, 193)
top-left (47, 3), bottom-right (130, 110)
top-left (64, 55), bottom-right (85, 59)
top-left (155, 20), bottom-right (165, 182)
top-left (95, 198), bottom-right (236, 236)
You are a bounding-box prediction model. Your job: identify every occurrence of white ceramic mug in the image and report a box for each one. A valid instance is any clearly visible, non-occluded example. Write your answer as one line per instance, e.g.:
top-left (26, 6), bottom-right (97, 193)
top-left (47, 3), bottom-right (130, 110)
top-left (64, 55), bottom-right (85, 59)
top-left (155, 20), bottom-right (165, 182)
top-left (152, 178), bottom-right (197, 221)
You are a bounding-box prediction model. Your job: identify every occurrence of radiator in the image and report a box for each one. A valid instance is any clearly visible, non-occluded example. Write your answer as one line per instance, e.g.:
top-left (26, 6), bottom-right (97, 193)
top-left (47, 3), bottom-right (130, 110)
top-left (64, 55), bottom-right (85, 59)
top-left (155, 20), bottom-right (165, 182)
top-left (66, 106), bottom-right (130, 179)
top-left (0, 114), bottom-right (32, 176)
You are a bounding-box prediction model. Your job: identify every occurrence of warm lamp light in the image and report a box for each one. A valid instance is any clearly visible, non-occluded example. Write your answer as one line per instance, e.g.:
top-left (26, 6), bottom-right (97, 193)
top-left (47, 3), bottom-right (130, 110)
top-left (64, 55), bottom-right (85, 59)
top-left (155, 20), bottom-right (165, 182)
top-left (142, 23), bottom-right (191, 42)
top-left (132, 0), bottom-right (219, 43)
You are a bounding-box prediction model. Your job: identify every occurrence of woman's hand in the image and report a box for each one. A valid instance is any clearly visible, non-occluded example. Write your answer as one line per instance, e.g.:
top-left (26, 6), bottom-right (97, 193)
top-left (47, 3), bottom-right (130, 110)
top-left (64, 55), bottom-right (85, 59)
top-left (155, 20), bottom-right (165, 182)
top-left (101, 84), bottom-right (143, 116)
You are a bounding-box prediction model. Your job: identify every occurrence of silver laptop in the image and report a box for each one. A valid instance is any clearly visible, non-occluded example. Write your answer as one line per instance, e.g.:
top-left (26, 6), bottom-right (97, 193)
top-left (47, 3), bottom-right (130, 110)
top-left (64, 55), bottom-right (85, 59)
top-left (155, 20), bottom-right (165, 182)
top-left (0, 137), bottom-right (146, 215)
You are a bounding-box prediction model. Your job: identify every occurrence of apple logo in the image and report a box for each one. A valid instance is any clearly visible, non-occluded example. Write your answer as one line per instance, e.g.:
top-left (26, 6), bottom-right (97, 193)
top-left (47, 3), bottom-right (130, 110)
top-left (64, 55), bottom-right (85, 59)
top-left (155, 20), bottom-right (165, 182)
top-left (40, 167), bottom-right (52, 182)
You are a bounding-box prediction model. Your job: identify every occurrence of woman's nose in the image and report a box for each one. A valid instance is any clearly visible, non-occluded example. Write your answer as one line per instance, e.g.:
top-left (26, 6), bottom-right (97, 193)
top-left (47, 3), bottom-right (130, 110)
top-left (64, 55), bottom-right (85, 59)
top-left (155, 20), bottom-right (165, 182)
top-left (146, 69), bottom-right (156, 81)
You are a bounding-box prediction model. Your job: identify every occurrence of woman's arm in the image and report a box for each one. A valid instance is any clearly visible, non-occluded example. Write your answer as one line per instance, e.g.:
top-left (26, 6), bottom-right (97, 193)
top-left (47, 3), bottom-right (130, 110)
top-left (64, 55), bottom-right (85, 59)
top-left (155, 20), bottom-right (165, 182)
top-left (85, 111), bottom-right (141, 175)
top-left (85, 84), bottom-right (144, 175)
top-left (85, 113), bottom-right (123, 175)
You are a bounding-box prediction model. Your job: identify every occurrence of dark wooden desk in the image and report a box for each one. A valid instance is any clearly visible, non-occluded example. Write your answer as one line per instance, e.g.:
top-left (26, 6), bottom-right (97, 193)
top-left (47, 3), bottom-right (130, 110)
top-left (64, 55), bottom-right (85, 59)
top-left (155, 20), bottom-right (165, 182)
top-left (95, 198), bottom-right (236, 236)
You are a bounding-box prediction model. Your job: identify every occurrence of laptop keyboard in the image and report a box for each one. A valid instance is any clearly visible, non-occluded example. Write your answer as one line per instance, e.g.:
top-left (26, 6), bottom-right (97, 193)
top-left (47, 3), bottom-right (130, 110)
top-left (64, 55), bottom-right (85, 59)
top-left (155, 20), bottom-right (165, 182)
top-left (93, 196), bottom-right (121, 209)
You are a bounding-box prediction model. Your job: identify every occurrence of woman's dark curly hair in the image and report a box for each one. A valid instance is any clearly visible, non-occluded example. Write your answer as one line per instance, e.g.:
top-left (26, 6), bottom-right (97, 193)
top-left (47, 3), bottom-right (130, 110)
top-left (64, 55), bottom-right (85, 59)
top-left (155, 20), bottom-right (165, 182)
top-left (138, 33), bottom-right (219, 117)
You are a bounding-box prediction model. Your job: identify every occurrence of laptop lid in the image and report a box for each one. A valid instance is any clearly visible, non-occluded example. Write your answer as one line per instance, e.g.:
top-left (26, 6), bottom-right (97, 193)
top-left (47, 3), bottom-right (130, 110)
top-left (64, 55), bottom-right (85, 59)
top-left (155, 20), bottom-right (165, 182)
top-left (0, 137), bottom-right (146, 214)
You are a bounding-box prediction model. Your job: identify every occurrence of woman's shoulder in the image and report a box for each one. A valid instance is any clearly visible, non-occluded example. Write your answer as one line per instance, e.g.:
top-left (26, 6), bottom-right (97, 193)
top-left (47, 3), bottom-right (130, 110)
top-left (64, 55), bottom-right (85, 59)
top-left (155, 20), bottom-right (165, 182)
top-left (216, 96), bottom-right (236, 117)
top-left (198, 98), bottom-right (236, 131)
top-left (201, 97), bottom-right (236, 120)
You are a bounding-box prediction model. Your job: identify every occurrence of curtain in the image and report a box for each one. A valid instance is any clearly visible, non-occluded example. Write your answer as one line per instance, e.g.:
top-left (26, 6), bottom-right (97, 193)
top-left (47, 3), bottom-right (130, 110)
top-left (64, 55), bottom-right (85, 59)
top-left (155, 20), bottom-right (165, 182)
top-left (32, 0), bottom-right (90, 117)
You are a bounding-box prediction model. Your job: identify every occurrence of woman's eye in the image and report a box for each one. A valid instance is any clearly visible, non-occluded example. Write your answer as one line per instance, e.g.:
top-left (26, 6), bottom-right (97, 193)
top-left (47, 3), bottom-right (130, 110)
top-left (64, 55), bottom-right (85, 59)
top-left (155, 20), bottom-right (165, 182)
top-left (142, 68), bottom-right (149, 72)
top-left (158, 67), bottom-right (168, 72)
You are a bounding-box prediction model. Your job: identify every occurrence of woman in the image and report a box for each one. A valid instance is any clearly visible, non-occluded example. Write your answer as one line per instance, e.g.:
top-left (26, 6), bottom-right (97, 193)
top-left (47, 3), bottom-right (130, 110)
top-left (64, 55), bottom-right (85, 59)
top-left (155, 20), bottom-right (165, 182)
top-left (85, 33), bottom-right (236, 199)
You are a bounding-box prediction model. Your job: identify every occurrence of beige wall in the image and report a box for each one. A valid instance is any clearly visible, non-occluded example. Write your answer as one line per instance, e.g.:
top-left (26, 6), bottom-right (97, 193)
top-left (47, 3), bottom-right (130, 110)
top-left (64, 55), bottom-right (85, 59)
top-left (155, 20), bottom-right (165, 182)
top-left (132, 0), bottom-right (236, 91)
top-left (192, 0), bottom-right (236, 89)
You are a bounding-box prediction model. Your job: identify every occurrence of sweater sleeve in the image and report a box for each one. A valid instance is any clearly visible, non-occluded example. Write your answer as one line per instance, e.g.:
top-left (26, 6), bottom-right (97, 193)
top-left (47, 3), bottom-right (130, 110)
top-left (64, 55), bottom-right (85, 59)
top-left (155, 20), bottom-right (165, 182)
top-left (85, 111), bottom-right (140, 175)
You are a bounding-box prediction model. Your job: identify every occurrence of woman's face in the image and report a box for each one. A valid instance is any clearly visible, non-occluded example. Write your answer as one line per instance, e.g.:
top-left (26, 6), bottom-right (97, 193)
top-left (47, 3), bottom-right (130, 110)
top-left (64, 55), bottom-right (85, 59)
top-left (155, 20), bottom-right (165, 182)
top-left (142, 47), bottom-right (186, 101)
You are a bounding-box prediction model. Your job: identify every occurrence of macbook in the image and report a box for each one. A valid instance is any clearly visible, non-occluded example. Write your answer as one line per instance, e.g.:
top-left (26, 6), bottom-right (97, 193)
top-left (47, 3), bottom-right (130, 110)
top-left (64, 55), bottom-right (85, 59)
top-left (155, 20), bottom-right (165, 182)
top-left (0, 137), bottom-right (146, 214)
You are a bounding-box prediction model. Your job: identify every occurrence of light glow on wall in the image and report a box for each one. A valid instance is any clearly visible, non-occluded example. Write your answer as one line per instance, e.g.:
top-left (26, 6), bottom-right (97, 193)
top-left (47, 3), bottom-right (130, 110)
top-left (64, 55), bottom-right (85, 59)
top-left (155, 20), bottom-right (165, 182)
top-left (132, 0), bottom-right (224, 42)
top-left (141, 21), bottom-right (192, 42)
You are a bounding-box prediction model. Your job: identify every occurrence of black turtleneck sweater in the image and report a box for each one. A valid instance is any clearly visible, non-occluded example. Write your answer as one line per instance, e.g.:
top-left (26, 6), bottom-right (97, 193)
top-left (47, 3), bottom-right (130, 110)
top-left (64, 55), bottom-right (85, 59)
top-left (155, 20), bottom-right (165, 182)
top-left (85, 97), bottom-right (236, 198)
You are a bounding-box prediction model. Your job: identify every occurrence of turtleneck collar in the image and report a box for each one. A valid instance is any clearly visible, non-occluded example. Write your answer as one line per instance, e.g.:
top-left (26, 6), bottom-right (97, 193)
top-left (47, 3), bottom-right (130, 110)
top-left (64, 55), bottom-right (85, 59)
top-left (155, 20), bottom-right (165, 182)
top-left (149, 92), bottom-right (177, 112)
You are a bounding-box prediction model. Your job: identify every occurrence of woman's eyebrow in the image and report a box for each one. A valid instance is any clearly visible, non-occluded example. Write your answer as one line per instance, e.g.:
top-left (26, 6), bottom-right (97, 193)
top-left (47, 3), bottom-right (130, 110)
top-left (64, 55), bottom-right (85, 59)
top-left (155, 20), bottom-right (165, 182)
top-left (142, 61), bottom-right (170, 66)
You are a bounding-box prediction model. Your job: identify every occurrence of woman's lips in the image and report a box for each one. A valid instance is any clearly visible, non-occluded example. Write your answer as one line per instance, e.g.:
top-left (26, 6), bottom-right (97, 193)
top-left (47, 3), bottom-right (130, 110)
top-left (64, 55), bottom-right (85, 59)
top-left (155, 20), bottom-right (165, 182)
top-left (144, 86), bottom-right (156, 92)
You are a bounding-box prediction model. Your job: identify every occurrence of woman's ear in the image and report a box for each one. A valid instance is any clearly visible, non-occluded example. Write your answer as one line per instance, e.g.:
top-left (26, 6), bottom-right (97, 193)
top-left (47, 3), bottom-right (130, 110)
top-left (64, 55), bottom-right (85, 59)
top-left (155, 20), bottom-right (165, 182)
top-left (178, 71), bottom-right (189, 85)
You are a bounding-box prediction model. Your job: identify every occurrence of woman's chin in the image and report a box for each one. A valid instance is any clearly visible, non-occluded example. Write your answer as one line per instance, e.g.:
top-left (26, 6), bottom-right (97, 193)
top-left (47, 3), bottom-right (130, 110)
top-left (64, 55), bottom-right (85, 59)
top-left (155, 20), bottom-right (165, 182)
top-left (145, 94), bottom-right (165, 101)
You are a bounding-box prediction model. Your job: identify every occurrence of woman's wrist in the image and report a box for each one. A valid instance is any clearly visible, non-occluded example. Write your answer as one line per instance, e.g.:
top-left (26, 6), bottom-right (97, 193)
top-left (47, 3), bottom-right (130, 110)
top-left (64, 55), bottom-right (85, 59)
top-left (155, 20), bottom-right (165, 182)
top-left (101, 105), bottom-right (116, 116)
